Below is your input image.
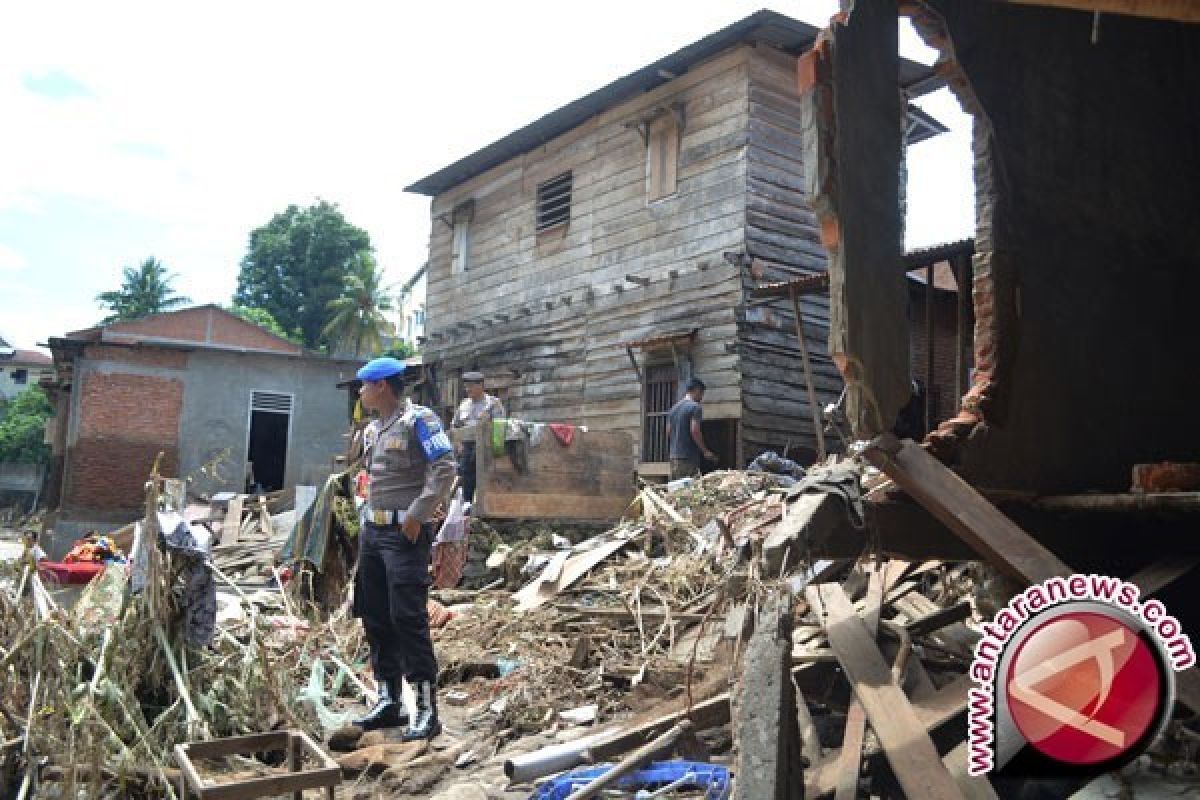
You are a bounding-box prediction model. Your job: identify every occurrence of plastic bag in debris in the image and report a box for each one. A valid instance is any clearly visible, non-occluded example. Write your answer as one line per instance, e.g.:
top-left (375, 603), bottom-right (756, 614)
top-left (747, 450), bottom-right (807, 479)
top-left (296, 657), bottom-right (355, 732)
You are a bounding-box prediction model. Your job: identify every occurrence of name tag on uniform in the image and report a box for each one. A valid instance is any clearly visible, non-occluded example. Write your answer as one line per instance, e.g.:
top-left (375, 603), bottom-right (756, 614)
top-left (384, 434), bottom-right (408, 451)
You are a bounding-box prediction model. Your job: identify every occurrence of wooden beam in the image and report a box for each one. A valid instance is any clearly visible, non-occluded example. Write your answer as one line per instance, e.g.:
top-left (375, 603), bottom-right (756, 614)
top-left (865, 435), bottom-right (1200, 716)
top-left (1002, 0), bottom-right (1200, 23)
top-left (1128, 557), bottom-right (1198, 596)
top-left (925, 262), bottom-right (935, 432)
top-left (904, 599), bottom-right (973, 637)
top-left (788, 284), bottom-right (826, 460)
top-left (863, 434), bottom-right (1072, 584)
top-left (805, 583), bottom-right (965, 800)
top-left (1035, 492), bottom-right (1200, 513)
top-left (221, 495), bottom-right (244, 545)
top-left (805, 675), bottom-right (971, 797)
top-left (833, 565), bottom-right (884, 800)
top-left (954, 253), bottom-right (971, 406)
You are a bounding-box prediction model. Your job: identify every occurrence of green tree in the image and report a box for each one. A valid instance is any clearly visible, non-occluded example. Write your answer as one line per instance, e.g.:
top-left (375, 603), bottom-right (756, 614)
top-left (234, 200), bottom-right (372, 349)
top-left (383, 340), bottom-right (416, 359)
top-left (227, 305), bottom-right (302, 344)
top-left (322, 253), bottom-right (397, 357)
top-left (0, 386), bottom-right (53, 463)
top-left (96, 257), bottom-right (191, 323)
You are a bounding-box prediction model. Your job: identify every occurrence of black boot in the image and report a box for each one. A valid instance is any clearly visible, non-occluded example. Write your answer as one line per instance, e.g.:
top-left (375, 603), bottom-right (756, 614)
top-left (402, 680), bottom-right (441, 741)
top-left (353, 678), bottom-right (408, 731)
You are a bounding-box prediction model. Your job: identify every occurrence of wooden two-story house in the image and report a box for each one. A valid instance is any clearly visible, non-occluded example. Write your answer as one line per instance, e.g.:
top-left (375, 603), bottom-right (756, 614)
top-left (407, 10), bottom-right (947, 474)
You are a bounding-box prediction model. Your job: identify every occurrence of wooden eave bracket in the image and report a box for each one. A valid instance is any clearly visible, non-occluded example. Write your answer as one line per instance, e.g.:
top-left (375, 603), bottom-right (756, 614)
top-left (625, 345), bottom-right (642, 382)
top-left (622, 100), bottom-right (688, 145)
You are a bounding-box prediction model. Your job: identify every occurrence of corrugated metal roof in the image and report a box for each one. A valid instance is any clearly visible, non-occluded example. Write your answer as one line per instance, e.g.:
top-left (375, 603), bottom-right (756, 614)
top-left (406, 10), bottom-right (943, 196)
top-left (903, 238), bottom-right (975, 268)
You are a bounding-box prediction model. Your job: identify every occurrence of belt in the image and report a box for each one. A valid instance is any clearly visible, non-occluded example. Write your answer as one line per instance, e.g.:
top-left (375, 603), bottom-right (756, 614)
top-left (365, 507), bottom-right (406, 526)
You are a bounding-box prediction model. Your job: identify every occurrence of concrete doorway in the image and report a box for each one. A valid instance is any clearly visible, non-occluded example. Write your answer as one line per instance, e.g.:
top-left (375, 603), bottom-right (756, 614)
top-left (246, 391), bottom-right (292, 492)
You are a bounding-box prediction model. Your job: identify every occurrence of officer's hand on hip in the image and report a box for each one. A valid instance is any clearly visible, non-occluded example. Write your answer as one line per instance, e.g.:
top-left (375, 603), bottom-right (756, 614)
top-left (402, 513), bottom-right (421, 543)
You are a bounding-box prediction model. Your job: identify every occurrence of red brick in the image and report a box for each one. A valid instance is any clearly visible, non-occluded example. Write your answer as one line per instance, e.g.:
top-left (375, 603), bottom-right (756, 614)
top-left (65, 371), bottom-right (183, 511)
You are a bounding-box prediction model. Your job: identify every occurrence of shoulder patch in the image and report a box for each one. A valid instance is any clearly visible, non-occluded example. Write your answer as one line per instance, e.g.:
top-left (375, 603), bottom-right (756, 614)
top-left (414, 411), bottom-right (453, 461)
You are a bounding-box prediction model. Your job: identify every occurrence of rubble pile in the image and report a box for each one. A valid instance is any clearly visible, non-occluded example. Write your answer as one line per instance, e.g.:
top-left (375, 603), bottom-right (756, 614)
top-left (2, 465), bottom-right (1196, 799)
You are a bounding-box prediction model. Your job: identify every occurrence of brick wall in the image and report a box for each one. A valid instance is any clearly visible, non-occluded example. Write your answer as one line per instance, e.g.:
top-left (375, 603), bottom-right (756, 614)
top-left (83, 344), bottom-right (189, 369)
top-left (65, 372), bottom-right (183, 511)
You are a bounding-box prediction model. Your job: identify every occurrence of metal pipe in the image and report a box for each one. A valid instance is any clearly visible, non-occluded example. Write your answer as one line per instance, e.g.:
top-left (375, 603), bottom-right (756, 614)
top-left (504, 730), bottom-right (612, 784)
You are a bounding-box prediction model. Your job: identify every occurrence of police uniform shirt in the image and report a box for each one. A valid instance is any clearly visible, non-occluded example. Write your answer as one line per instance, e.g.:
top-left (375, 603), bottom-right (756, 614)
top-left (364, 400), bottom-right (456, 521)
top-left (452, 394), bottom-right (507, 442)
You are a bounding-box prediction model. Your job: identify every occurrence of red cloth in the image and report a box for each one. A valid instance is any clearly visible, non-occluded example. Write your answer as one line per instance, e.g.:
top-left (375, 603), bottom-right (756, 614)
top-left (548, 423), bottom-right (576, 446)
top-left (38, 561), bottom-right (105, 585)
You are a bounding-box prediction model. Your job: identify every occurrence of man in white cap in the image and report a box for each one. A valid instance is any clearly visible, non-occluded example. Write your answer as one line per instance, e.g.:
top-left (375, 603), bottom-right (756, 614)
top-left (451, 371), bottom-right (506, 504)
top-left (352, 356), bottom-right (455, 740)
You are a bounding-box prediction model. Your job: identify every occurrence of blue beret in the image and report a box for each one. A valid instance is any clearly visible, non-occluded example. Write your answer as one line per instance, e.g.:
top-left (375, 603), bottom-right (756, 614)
top-left (356, 357), bottom-right (407, 381)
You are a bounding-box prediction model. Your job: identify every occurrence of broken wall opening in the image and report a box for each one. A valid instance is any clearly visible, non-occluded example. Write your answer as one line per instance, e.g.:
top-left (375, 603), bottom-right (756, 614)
top-left (909, 1), bottom-right (1200, 492)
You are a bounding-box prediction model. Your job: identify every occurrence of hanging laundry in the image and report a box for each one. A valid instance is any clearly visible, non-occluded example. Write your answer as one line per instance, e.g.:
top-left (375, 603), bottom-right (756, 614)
top-left (549, 423), bottom-right (576, 446)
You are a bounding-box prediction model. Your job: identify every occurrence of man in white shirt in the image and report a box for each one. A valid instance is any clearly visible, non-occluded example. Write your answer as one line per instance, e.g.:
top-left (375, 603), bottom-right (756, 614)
top-left (451, 371), bottom-right (506, 504)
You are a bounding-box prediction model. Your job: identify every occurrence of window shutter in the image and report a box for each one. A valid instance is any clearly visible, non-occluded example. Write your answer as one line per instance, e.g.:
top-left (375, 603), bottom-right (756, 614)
top-left (251, 391), bottom-right (293, 414)
top-left (647, 114), bottom-right (679, 202)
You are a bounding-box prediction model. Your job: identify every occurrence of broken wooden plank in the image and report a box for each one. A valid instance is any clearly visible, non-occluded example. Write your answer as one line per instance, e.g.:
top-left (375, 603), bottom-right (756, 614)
top-left (805, 673), bottom-right (971, 797)
top-left (805, 583), bottom-right (964, 800)
top-left (942, 742), bottom-right (1001, 800)
top-left (513, 532), bottom-right (638, 612)
top-left (904, 599), bottom-right (973, 637)
top-left (863, 434), bottom-right (1071, 584)
top-left (833, 563), bottom-right (884, 800)
top-left (1128, 557), bottom-right (1198, 597)
top-left (866, 437), bottom-right (1200, 716)
top-left (221, 495), bottom-right (245, 545)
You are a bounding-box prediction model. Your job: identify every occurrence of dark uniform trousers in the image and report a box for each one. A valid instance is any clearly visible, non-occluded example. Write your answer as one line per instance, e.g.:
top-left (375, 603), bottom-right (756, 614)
top-left (457, 441), bottom-right (477, 504)
top-left (353, 520), bottom-right (437, 684)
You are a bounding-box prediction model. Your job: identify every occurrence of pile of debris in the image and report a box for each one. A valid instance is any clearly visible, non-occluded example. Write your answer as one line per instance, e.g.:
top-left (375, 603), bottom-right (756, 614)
top-left (2, 464), bottom-right (1195, 799)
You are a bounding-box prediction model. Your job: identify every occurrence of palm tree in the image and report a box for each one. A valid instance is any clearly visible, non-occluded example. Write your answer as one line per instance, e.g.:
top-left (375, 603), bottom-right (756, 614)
top-left (96, 257), bottom-right (192, 323)
top-left (322, 252), bottom-right (397, 357)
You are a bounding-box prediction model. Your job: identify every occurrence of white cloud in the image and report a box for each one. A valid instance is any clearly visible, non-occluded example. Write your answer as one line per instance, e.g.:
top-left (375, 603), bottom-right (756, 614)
top-left (0, 0), bottom-right (974, 350)
top-left (0, 243), bottom-right (27, 272)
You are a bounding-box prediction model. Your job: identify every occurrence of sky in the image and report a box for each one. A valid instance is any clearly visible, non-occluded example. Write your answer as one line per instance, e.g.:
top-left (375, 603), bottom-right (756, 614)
top-left (0, 1), bottom-right (974, 352)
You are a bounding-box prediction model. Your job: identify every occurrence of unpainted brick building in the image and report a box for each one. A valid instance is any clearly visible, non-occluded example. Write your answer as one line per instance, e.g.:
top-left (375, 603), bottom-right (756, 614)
top-left (43, 305), bottom-right (360, 525)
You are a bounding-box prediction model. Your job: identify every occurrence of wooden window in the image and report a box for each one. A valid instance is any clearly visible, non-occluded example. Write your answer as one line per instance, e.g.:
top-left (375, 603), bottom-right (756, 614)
top-left (647, 114), bottom-right (679, 202)
top-left (12, 369), bottom-right (27, 385)
top-left (536, 172), bottom-right (572, 233)
top-left (451, 200), bottom-right (474, 274)
top-left (641, 363), bottom-right (679, 463)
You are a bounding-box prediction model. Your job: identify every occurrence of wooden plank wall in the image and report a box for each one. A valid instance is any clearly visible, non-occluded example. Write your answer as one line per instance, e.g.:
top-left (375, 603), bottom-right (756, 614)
top-left (474, 423), bottom-right (635, 520)
top-left (422, 46), bottom-right (753, 460)
top-left (740, 46), bottom-right (845, 461)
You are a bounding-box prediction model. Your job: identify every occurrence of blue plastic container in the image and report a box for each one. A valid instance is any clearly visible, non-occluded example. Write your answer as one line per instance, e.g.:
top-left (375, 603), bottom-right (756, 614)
top-left (528, 760), bottom-right (732, 799)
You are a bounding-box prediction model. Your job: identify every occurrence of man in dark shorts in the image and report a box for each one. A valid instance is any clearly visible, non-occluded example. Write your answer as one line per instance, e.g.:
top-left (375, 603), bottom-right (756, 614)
top-left (666, 377), bottom-right (718, 480)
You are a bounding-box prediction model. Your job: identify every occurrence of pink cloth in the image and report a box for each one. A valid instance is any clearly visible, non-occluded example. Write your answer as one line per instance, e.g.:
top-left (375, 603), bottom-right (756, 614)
top-left (548, 423), bottom-right (576, 446)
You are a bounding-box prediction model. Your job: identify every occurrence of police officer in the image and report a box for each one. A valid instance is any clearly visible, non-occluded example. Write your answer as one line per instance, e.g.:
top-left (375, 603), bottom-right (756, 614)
top-left (451, 371), bottom-right (506, 504)
top-left (352, 357), bottom-right (456, 740)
